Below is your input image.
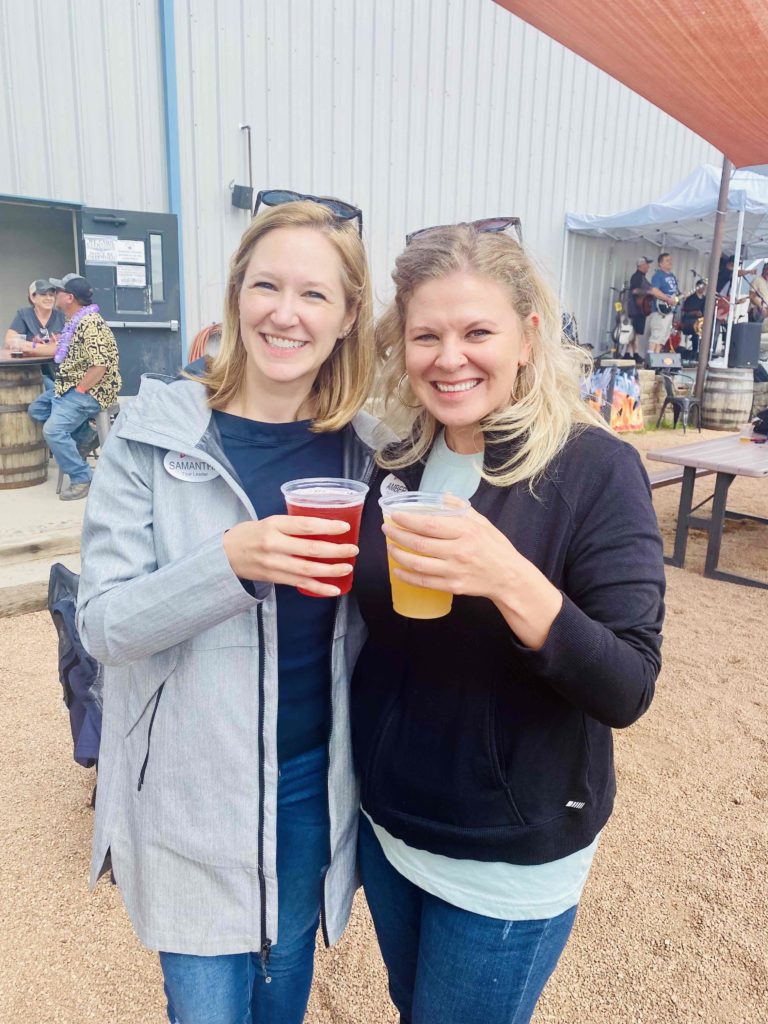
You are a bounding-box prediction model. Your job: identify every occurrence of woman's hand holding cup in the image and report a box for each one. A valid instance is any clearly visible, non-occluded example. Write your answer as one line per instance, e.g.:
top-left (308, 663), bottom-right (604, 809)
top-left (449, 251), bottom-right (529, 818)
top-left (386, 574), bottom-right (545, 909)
top-left (383, 497), bottom-right (563, 646)
top-left (223, 516), bottom-right (358, 598)
top-left (382, 500), bottom-right (518, 604)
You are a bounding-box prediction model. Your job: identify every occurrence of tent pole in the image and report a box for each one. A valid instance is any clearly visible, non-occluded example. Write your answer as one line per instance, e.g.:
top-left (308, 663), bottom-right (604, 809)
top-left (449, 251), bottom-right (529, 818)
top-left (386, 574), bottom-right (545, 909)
top-left (559, 221), bottom-right (569, 304)
top-left (695, 155), bottom-right (733, 402)
top-left (723, 205), bottom-right (745, 366)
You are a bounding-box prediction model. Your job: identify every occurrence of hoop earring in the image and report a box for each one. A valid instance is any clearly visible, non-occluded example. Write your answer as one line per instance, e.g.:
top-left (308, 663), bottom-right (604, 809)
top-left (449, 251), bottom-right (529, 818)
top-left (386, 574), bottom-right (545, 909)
top-left (512, 360), bottom-right (535, 400)
top-left (396, 373), bottom-right (421, 410)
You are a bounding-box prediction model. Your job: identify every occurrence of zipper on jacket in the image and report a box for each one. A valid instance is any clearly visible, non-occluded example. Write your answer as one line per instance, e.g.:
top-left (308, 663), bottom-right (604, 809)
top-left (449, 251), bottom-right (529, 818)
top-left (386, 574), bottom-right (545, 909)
top-left (256, 604), bottom-right (273, 981)
top-left (319, 595), bottom-right (340, 947)
top-left (137, 683), bottom-right (166, 791)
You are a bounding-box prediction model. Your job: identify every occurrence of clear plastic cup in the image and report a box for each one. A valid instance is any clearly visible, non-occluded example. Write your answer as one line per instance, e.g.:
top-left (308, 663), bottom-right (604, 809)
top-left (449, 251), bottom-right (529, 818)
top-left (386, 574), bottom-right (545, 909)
top-left (281, 477), bottom-right (369, 596)
top-left (9, 333), bottom-right (25, 357)
top-left (378, 491), bottom-right (470, 619)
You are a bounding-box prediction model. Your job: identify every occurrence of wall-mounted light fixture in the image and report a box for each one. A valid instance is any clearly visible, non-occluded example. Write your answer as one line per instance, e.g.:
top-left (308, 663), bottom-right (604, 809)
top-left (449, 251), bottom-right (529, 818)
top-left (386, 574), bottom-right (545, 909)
top-left (230, 124), bottom-right (254, 210)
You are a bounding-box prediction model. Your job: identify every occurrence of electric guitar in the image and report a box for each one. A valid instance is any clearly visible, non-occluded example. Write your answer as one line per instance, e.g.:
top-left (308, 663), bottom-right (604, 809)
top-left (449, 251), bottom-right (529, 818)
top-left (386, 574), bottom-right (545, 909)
top-left (657, 294), bottom-right (681, 316)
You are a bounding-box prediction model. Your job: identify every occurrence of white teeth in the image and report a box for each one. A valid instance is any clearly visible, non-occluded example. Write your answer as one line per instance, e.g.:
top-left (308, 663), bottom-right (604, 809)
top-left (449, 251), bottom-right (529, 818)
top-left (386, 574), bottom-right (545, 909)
top-left (264, 334), bottom-right (306, 349)
top-left (434, 380), bottom-right (480, 393)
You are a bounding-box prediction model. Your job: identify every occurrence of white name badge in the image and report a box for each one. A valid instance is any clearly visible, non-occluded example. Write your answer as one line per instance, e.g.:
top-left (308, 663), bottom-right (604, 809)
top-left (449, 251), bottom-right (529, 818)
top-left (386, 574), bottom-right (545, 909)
top-left (380, 473), bottom-right (408, 497)
top-left (163, 451), bottom-right (220, 482)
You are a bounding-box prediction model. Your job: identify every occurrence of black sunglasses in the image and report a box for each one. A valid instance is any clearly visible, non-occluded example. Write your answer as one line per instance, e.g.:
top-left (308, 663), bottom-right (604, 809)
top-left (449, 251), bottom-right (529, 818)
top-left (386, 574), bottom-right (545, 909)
top-left (405, 216), bottom-right (522, 246)
top-left (254, 189), bottom-right (363, 236)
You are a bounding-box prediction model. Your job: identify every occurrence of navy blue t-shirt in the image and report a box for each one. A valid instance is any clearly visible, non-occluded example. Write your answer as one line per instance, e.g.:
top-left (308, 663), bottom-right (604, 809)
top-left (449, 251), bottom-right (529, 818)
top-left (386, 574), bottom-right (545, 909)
top-left (9, 306), bottom-right (65, 379)
top-left (213, 411), bottom-right (343, 762)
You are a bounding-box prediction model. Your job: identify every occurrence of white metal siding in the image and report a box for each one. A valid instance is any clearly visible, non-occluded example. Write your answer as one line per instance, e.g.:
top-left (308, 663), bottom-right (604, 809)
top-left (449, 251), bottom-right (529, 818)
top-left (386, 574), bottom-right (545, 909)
top-left (173, 0), bottom-right (720, 338)
top-left (0, 0), bottom-right (167, 210)
top-left (1, 0), bottom-right (721, 348)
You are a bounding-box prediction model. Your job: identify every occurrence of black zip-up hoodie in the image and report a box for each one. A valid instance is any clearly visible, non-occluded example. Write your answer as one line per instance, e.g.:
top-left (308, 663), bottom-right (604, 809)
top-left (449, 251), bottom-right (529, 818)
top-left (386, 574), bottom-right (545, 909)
top-left (351, 426), bottom-right (665, 865)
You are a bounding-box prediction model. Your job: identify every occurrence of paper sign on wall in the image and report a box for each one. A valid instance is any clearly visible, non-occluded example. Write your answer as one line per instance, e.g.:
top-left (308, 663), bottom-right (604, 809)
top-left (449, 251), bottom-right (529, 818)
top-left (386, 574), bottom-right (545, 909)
top-left (115, 240), bottom-right (146, 264)
top-left (116, 264), bottom-right (147, 288)
top-left (84, 234), bottom-right (118, 265)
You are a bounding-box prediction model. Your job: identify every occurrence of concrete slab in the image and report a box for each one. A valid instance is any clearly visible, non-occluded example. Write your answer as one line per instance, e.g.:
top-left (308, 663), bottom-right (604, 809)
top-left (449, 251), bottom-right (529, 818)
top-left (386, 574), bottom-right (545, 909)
top-left (0, 552), bottom-right (81, 618)
top-left (1, 458), bottom-right (91, 616)
top-left (0, 459), bottom-right (87, 548)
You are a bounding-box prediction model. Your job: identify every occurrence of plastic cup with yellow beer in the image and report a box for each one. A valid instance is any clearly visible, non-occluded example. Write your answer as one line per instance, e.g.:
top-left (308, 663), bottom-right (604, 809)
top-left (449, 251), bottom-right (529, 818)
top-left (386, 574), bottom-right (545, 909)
top-left (378, 491), bottom-right (470, 619)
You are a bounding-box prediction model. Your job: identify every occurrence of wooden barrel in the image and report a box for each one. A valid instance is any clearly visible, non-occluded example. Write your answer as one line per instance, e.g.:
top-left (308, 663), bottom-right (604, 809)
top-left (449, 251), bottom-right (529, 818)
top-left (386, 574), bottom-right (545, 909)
top-left (0, 363), bottom-right (48, 488)
top-left (752, 381), bottom-right (768, 419)
top-left (638, 368), bottom-right (661, 426)
top-left (701, 367), bottom-right (754, 431)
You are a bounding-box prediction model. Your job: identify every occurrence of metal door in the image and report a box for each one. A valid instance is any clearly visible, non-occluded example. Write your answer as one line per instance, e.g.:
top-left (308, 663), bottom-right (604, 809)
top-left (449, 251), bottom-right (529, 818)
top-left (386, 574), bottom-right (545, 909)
top-left (77, 207), bottom-right (181, 394)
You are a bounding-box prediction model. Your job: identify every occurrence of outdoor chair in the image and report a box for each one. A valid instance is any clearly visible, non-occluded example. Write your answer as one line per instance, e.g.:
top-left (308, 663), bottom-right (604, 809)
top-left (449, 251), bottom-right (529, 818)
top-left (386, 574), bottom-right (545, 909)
top-left (56, 401), bottom-right (120, 494)
top-left (656, 374), bottom-right (701, 434)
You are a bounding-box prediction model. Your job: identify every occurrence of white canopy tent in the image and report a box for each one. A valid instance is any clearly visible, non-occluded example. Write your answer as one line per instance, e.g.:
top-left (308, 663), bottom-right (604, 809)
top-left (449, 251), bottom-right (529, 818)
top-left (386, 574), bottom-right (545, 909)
top-left (565, 164), bottom-right (768, 254)
top-left (562, 165), bottom-right (768, 360)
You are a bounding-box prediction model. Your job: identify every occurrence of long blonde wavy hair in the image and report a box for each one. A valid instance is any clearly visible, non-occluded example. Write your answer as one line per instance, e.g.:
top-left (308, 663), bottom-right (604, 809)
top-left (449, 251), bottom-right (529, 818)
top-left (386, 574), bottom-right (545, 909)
top-left (376, 225), bottom-right (608, 489)
top-left (195, 201), bottom-right (375, 432)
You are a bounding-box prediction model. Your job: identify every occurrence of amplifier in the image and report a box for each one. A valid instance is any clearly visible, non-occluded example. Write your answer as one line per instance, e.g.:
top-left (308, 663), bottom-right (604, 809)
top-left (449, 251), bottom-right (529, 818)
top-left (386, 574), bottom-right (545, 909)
top-left (728, 322), bottom-right (761, 368)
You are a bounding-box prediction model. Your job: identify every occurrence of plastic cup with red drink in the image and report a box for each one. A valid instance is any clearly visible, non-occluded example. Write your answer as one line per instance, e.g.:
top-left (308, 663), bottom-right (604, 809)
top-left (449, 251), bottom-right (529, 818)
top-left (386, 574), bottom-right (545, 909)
top-left (280, 477), bottom-right (369, 596)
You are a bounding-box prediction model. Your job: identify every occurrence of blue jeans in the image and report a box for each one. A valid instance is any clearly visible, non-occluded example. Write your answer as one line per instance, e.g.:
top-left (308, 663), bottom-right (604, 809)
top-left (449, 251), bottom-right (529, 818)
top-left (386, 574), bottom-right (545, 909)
top-left (32, 385), bottom-right (100, 484)
top-left (358, 814), bottom-right (577, 1024)
top-left (159, 744), bottom-right (330, 1024)
top-left (28, 377), bottom-right (95, 446)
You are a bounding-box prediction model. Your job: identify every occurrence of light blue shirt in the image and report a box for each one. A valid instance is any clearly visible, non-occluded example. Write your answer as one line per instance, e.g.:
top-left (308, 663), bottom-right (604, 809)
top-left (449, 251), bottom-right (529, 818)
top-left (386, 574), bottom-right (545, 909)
top-left (369, 430), bottom-right (600, 920)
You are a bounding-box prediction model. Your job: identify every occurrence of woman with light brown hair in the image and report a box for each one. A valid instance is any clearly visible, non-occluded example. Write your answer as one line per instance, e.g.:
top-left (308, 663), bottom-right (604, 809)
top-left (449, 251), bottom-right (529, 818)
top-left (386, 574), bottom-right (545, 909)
top-left (77, 195), bottom-right (381, 1024)
top-left (351, 222), bottom-right (666, 1024)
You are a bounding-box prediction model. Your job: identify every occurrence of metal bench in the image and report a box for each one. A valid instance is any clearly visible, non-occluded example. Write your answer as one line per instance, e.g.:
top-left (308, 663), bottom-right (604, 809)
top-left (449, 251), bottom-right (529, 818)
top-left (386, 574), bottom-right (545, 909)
top-left (649, 466), bottom-right (715, 490)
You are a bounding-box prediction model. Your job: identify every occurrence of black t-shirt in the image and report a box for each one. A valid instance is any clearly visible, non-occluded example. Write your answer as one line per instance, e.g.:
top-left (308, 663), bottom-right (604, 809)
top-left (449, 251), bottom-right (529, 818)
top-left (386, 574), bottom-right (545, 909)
top-left (9, 305), bottom-right (65, 340)
top-left (8, 306), bottom-right (65, 379)
top-left (627, 271), bottom-right (649, 317)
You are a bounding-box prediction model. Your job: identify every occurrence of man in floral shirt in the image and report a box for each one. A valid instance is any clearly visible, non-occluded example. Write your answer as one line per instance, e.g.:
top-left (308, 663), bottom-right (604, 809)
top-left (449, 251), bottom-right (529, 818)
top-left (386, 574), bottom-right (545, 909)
top-left (38, 274), bottom-right (121, 500)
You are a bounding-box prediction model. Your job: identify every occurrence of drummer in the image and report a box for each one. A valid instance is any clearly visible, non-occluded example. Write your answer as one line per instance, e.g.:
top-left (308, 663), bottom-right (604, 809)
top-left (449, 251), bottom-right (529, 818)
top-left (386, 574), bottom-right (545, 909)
top-left (5, 279), bottom-right (64, 379)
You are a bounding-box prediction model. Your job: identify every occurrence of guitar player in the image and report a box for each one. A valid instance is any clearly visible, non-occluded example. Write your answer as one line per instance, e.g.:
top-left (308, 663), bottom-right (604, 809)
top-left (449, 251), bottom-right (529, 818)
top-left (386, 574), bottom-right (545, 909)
top-left (647, 252), bottom-right (680, 353)
top-left (627, 256), bottom-right (652, 352)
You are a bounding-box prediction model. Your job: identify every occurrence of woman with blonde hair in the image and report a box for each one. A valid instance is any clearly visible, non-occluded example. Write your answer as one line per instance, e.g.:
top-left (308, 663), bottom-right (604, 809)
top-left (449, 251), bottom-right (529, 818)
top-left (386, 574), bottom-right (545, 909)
top-left (351, 223), bottom-right (665, 1024)
top-left (77, 196), bottom-right (380, 1024)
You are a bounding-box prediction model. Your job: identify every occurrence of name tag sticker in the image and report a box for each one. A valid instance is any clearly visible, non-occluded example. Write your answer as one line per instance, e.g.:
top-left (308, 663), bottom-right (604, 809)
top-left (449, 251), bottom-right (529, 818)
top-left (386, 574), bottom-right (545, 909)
top-left (380, 474), bottom-right (408, 497)
top-left (163, 451), bottom-right (219, 482)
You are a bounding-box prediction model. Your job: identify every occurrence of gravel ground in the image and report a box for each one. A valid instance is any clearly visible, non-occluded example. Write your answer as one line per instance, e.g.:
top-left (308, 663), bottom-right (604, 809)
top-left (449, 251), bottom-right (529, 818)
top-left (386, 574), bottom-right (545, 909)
top-left (1, 427), bottom-right (766, 1023)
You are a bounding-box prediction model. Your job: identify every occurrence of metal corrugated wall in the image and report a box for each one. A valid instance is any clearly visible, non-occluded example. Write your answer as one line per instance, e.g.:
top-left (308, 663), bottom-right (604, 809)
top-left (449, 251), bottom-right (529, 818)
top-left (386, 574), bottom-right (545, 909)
top-left (0, 0), bottom-right (720, 346)
top-left (173, 0), bottom-right (719, 339)
top-left (0, 0), bottom-right (167, 210)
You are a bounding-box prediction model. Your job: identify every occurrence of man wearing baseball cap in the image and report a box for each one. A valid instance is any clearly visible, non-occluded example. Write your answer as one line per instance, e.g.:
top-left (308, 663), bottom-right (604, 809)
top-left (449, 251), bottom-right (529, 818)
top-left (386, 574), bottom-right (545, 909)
top-left (626, 257), bottom-right (652, 355)
top-left (33, 274), bottom-right (121, 500)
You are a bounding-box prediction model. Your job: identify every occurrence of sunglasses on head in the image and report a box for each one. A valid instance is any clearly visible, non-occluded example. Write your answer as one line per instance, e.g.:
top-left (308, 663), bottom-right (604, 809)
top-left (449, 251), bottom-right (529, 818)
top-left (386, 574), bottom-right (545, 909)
top-left (405, 216), bottom-right (522, 246)
top-left (254, 189), bottom-right (363, 236)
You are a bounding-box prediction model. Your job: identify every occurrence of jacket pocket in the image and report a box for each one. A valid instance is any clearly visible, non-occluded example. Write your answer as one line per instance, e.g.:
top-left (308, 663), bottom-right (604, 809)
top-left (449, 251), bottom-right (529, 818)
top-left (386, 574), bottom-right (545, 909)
top-left (125, 646), bottom-right (179, 736)
top-left (487, 693), bottom-right (527, 826)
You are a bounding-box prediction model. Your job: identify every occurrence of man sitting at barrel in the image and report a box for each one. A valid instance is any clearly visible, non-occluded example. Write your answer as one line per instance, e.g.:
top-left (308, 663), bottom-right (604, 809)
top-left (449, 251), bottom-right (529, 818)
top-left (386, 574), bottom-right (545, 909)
top-left (29, 274), bottom-right (121, 501)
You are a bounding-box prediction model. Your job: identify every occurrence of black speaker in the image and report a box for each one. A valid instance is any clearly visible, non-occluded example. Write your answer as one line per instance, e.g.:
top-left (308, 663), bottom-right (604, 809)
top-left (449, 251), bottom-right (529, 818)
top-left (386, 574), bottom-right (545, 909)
top-left (728, 322), bottom-right (761, 368)
top-left (645, 352), bottom-right (681, 371)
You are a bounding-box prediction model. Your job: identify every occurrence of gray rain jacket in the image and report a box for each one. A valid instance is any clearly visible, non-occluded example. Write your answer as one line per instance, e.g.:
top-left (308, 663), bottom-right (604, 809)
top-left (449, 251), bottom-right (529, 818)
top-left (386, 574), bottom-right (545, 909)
top-left (76, 375), bottom-right (383, 956)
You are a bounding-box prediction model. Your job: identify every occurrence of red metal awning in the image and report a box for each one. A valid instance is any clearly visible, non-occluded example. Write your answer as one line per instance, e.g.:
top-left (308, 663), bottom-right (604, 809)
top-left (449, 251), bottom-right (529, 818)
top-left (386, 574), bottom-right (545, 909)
top-left (493, 0), bottom-right (768, 168)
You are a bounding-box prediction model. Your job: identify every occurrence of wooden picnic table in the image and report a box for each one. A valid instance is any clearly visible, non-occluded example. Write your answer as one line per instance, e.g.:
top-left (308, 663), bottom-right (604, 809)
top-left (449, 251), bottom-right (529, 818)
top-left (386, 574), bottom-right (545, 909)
top-left (648, 430), bottom-right (768, 589)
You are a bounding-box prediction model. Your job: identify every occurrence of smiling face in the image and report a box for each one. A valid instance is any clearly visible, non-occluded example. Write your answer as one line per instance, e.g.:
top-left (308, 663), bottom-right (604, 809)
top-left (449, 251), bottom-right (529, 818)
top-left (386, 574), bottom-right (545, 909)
top-left (238, 226), bottom-right (355, 409)
top-left (31, 290), bottom-right (55, 315)
top-left (404, 271), bottom-right (533, 453)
